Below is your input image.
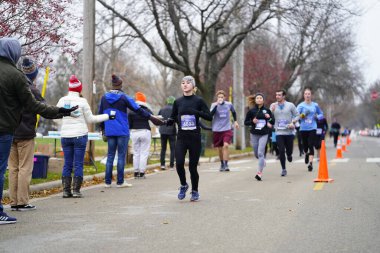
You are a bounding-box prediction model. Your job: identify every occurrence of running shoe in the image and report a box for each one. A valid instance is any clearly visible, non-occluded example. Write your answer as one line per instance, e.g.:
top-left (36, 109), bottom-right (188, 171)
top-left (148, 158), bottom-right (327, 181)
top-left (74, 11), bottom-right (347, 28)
top-left (0, 212), bottom-right (17, 225)
top-left (134, 172), bottom-right (139, 179)
top-left (219, 164), bottom-right (225, 172)
top-left (160, 165), bottom-right (166, 170)
top-left (190, 191), bottom-right (200, 201)
top-left (224, 165), bottom-right (230, 172)
top-left (255, 172), bottom-right (262, 181)
top-left (308, 163), bottom-right (313, 172)
top-left (17, 204), bottom-right (36, 211)
top-left (139, 172), bottom-right (146, 179)
top-left (11, 206), bottom-right (18, 211)
top-left (178, 184), bottom-right (189, 200)
top-left (117, 182), bottom-right (133, 188)
top-left (281, 169), bottom-right (287, 177)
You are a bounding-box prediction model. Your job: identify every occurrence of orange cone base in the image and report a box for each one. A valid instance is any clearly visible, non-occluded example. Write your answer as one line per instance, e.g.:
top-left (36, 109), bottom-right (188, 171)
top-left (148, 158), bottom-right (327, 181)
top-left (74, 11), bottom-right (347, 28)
top-left (314, 178), bottom-right (334, 183)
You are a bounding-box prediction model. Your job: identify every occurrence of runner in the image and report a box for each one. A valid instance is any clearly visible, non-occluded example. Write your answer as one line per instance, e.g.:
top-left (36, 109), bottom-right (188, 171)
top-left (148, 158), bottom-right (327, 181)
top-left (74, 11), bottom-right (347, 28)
top-left (270, 89), bottom-right (299, 177)
top-left (158, 96), bottom-right (177, 170)
top-left (296, 87), bottom-right (324, 172)
top-left (210, 90), bottom-right (239, 172)
top-left (330, 119), bottom-right (341, 147)
top-left (315, 116), bottom-right (329, 160)
top-left (167, 76), bottom-right (212, 201)
top-left (244, 93), bottom-right (274, 181)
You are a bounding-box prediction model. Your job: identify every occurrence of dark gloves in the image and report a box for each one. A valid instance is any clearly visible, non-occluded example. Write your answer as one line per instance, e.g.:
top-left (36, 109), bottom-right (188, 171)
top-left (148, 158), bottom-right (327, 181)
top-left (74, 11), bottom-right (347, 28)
top-left (149, 115), bottom-right (165, 126)
top-left (166, 118), bottom-right (175, 126)
top-left (58, 105), bottom-right (79, 116)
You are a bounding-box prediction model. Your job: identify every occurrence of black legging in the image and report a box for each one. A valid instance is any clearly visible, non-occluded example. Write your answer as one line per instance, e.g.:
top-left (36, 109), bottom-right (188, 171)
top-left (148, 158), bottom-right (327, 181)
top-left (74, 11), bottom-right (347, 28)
top-left (175, 133), bottom-right (201, 191)
top-left (276, 135), bottom-right (294, 170)
top-left (300, 130), bottom-right (317, 156)
top-left (160, 134), bottom-right (176, 167)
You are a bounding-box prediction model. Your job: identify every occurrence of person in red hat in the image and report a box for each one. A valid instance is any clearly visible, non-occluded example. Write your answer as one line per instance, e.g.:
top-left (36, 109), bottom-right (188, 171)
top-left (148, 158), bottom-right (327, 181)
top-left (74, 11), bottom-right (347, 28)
top-left (56, 75), bottom-right (113, 198)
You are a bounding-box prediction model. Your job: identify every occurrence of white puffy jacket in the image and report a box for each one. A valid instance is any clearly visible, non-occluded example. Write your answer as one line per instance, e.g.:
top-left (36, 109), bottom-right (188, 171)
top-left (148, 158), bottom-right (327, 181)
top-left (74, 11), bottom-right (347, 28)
top-left (56, 91), bottom-right (109, 138)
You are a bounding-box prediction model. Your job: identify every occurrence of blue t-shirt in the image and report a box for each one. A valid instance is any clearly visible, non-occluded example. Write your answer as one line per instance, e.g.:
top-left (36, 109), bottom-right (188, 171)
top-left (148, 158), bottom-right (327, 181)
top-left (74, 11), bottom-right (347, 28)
top-left (296, 102), bottom-right (323, 131)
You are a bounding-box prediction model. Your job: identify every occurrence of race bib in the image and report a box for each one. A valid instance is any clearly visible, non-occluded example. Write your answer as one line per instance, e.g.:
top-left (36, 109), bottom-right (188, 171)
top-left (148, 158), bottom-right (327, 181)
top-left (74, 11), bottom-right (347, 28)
top-left (305, 118), bottom-right (313, 125)
top-left (278, 119), bottom-right (289, 130)
top-left (255, 119), bottom-right (266, 130)
top-left (180, 115), bottom-right (196, 130)
top-left (316, 128), bottom-right (322, 135)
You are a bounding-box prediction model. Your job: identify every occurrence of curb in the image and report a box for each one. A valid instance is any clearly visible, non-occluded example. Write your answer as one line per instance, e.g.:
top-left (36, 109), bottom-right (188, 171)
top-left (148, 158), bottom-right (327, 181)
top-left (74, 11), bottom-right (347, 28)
top-left (2, 152), bottom-right (252, 198)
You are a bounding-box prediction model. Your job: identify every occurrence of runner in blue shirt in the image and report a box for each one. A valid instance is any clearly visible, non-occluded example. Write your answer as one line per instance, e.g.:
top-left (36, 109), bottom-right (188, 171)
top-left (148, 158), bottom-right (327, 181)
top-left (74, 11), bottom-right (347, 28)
top-left (296, 87), bottom-right (323, 172)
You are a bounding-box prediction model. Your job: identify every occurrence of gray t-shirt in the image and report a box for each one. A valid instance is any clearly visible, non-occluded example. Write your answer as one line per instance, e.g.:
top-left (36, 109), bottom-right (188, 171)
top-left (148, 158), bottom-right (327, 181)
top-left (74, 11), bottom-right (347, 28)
top-left (270, 101), bottom-right (299, 135)
top-left (210, 101), bottom-right (236, 132)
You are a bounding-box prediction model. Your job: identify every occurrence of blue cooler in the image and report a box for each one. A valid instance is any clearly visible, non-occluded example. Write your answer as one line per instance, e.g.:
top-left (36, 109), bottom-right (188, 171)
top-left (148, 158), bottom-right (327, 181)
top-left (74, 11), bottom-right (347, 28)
top-left (32, 155), bottom-right (50, 179)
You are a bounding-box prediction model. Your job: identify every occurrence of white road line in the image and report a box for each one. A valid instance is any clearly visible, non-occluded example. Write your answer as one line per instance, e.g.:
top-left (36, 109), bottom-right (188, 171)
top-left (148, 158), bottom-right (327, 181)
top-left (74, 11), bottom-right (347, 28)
top-left (330, 158), bottom-right (350, 163)
top-left (295, 159), bottom-right (305, 163)
top-left (229, 160), bottom-right (252, 165)
top-left (266, 159), bottom-right (278, 164)
top-left (366, 158), bottom-right (380, 163)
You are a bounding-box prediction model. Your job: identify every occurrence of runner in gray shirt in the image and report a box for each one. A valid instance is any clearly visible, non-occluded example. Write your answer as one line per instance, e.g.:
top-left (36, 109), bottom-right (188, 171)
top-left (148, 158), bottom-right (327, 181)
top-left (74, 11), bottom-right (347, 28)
top-left (210, 90), bottom-right (239, 171)
top-left (270, 89), bottom-right (299, 177)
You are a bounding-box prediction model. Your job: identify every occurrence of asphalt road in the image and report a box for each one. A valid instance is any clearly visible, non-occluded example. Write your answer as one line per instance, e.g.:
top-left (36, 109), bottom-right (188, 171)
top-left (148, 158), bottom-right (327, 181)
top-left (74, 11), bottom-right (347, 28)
top-left (0, 136), bottom-right (379, 253)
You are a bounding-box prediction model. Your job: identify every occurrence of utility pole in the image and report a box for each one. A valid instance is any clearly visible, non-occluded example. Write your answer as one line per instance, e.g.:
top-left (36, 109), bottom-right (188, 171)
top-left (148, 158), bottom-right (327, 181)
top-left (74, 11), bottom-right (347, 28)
top-left (233, 40), bottom-right (246, 150)
top-left (83, 0), bottom-right (96, 161)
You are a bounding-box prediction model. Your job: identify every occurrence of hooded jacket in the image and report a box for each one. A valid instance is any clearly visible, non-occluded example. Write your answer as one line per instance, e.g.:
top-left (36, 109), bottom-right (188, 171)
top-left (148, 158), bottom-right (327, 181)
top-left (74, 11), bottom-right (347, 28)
top-left (0, 38), bottom-right (59, 134)
top-left (98, 90), bottom-right (151, 137)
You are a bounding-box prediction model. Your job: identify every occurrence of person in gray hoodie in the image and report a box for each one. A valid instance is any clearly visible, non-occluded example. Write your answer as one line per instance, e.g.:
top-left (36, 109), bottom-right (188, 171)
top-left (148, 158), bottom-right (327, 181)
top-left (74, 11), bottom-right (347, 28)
top-left (0, 37), bottom-right (77, 224)
top-left (270, 89), bottom-right (299, 177)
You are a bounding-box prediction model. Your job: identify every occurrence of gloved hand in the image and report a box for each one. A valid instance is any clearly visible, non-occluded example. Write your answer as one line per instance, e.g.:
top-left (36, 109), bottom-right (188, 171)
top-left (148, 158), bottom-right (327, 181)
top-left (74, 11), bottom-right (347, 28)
top-left (149, 115), bottom-right (165, 126)
top-left (59, 105), bottom-right (79, 116)
top-left (166, 118), bottom-right (175, 126)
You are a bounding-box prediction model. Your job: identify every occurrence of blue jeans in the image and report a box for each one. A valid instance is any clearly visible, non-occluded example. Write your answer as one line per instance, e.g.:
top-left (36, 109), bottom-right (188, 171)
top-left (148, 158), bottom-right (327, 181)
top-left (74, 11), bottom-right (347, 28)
top-left (61, 135), bottom-right (88, 177)
top-left (0, 134), bottom-right (13, 212)
top-left (105, 136), bottom-right (129, 185)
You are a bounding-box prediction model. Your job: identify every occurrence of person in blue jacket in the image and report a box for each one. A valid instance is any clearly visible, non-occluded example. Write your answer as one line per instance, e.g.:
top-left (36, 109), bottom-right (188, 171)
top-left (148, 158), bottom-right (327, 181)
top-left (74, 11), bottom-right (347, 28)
top-left (99, 74), bottom-right (163, 188)
top-left (296, 87), bottom-right (323, 172)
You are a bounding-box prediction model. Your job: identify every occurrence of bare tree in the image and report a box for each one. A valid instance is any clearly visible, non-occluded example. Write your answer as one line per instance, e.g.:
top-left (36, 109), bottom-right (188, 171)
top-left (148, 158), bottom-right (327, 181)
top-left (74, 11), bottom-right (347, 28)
top-left (97, 0), bottom-right (279, 103)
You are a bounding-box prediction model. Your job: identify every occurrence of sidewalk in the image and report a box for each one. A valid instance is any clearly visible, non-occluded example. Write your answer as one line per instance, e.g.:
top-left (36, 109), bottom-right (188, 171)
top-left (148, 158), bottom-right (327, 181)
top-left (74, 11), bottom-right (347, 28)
top-left (2, 152), bottom-right (252, 198)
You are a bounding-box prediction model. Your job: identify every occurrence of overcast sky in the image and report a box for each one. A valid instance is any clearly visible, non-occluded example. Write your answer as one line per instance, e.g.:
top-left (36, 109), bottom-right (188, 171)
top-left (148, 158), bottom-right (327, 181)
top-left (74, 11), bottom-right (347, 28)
top-left (356, 0), bottom-right (380, 86)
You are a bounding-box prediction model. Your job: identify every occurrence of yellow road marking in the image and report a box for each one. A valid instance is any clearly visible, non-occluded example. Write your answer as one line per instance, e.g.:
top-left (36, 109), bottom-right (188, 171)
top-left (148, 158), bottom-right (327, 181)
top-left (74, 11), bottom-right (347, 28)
top-left (313, 182), bottom-right (324, 191)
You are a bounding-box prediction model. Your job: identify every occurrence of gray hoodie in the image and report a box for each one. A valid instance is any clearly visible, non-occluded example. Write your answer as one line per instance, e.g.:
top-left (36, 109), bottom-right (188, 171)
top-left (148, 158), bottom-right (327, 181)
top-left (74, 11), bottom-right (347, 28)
top-left (0, 37), bottom-right (21, 65)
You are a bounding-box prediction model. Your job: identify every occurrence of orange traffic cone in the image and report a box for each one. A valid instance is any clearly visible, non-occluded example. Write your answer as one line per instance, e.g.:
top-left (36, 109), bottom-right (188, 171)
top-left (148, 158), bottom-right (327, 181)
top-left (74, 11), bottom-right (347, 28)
top-left (335, 137), bottom-right (343, 159)
top-left (314, 140), bottom-right (334, 182)
top-left (347, 135), bottom-right (351, 146)
top-left (341, 136), bottom-right (347, 152)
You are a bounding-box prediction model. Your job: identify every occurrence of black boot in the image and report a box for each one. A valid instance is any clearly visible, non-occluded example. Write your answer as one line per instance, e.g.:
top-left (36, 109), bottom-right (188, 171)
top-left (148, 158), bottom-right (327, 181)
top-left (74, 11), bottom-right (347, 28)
top-left (72, 176), bottom-right (83, 198)
top-left (62, 176), bottom-right (72, 198)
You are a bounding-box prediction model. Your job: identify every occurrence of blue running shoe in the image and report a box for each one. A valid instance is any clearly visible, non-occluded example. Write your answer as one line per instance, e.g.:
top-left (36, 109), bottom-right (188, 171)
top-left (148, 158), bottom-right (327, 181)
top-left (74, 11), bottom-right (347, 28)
top-left (190, 191), bottom-right (200, 201)
top-left (0, 212), bottom-right (17, 225)
top-left (178, 184), bottom-right (189, 200)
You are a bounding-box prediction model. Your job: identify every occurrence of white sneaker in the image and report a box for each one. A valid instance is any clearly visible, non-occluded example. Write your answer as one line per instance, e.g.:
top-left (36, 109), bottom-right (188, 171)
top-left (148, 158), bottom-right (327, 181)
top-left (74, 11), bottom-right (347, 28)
top-left (104, 184), bottom-right (111, 188)
top-left (117, 182), bottom-right (132, 188)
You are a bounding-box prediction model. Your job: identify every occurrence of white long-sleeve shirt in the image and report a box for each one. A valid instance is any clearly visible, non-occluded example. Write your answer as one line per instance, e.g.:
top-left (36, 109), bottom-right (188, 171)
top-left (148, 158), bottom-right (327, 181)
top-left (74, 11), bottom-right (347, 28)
top-left (56, 91), bottom-right (109, 138)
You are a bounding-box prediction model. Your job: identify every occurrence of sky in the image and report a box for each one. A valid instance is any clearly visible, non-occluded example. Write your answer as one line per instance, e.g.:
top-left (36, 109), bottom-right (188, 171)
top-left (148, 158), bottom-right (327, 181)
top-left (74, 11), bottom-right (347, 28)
top-left (355, 0), bottom-right (380, 86)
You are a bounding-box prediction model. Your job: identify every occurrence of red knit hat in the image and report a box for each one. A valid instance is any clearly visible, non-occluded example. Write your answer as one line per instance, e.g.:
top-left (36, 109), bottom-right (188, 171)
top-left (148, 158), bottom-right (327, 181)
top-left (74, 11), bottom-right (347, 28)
top-left (135, 92), bottom-right (146, 103)
top-left (69, 75), bottom-right (82, 93)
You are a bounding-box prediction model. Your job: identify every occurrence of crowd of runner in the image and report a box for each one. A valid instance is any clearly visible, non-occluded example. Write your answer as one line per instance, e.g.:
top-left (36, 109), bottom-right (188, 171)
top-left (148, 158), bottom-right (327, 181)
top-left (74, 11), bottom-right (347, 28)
top-left (0, 37), bottom-right (345, 225)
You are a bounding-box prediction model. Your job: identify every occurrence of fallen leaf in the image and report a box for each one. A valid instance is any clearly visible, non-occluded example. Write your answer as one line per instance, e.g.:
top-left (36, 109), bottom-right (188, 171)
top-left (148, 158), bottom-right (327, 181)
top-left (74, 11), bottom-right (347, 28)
top-left (344, 207), bottom-right (352, 211)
